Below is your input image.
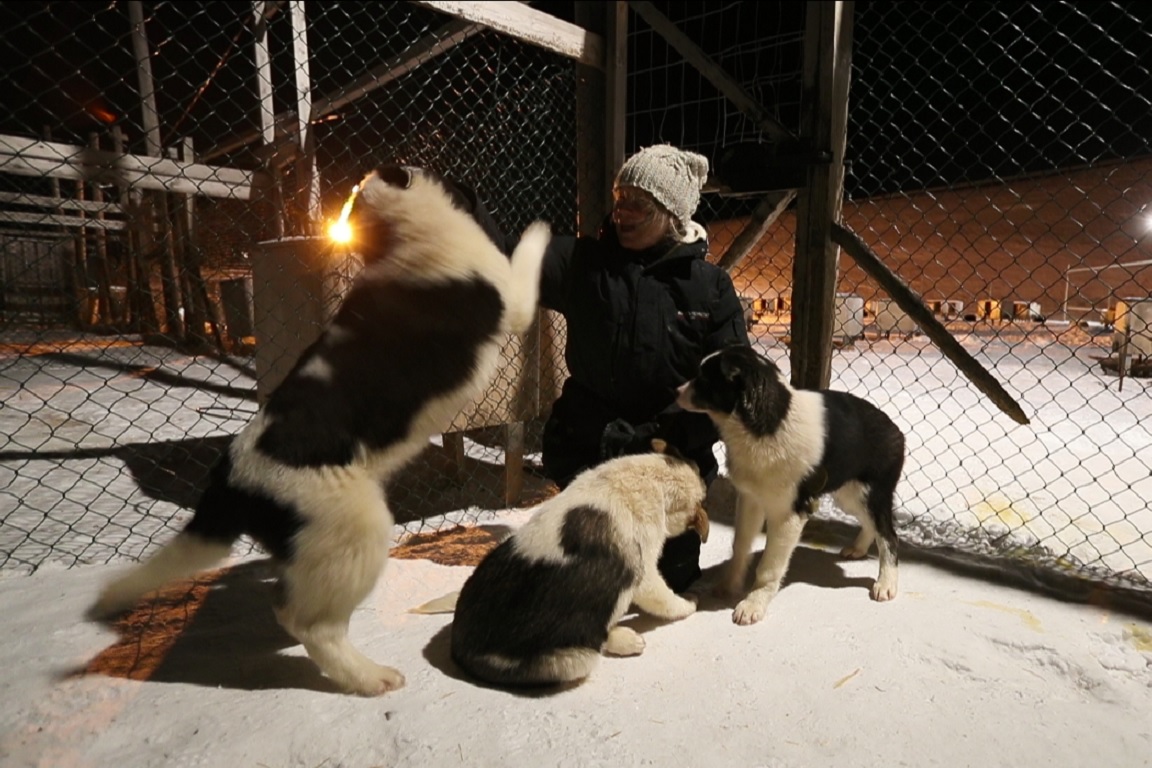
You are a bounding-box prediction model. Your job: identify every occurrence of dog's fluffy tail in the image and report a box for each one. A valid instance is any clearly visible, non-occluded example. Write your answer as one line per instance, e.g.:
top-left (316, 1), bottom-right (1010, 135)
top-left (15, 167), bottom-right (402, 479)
top-left (502, 221), bottom-right (551, 334)
top-left (86, 531), bottom-right (234, 620)
top-left (453, 647), bottom-right (600, 687)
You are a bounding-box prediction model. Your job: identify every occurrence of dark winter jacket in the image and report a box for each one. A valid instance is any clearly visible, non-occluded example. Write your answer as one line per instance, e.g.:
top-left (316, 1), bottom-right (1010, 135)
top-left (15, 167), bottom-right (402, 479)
top-left (538, 218), bottom-right (750, 487)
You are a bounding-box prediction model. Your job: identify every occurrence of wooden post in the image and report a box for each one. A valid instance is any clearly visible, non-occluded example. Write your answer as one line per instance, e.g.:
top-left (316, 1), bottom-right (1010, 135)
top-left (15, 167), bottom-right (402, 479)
top-left (790, 1), bottom-right (854, 389)
top-left (128, 0), bottom-right (181, 338)
top-left (289, 0), bottom-right (319, 235)
top-left (252, 0), bottom-right (285, 239)
top-left (111, 125), bottom-right (156, 333)
top-left (73, 167), bottom-right (91, 327)
top-left (575, 1), bottom-right (610, 236)
top-left (181, 137), bottom-right (227, 349)
top-left (88, 133), bottom-right (116, 327)
top-left (128, 1), bottom-right (162, 158)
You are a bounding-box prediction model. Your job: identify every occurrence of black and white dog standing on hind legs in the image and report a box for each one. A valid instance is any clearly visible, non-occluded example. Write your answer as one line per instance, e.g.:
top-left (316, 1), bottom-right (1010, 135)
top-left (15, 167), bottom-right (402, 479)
top-left (86, 166), bottom-right (551, 695)
top-left (677, 344), bottom-right (905, 626)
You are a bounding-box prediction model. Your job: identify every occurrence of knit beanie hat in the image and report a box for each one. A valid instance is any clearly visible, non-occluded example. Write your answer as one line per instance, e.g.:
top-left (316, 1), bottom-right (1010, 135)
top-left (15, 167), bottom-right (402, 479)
top-left (614, 144), bottom-right (709, 232)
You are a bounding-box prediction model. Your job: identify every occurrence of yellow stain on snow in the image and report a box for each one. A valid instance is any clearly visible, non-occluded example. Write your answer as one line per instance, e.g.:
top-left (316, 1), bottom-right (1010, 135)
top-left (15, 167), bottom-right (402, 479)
top-left (970, 493), bottom-right (1032, 529)
top-left (964, 599), bottom-right (1044, 632)
top-left (1125, 623), bottom-right (1152, 652)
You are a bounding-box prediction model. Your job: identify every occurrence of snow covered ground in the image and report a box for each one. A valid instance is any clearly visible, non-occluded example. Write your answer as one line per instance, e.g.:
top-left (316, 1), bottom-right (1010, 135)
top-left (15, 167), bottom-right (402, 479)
top-left (1, 325), bottom-right (1152, 766)
top-left (0, 504), bottom-right (1150, 768)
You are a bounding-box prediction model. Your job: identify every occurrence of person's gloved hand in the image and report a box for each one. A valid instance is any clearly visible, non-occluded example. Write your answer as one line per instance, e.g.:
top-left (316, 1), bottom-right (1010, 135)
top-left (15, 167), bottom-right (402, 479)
top-left (600, 418), bottom-right (659, 460)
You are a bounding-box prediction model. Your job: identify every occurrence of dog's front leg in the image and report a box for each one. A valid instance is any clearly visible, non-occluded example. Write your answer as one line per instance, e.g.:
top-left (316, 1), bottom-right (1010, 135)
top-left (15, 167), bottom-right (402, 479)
top-left (602, 625), bottom-right (646, 656)
top-left (732, 510), bottom-right (806, 626)
top-left (632, 564), bottom-right (697, 621)
top-left (717, 493), bottom-right (767, 597)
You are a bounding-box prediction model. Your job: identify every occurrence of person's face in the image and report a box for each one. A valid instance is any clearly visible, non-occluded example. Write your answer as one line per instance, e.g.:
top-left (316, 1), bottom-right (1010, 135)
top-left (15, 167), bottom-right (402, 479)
top-left (612, 186), bottom-right (673, 251)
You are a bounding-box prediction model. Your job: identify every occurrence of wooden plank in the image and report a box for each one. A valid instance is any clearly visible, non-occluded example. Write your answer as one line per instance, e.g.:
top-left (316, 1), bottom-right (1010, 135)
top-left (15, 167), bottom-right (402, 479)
top-left (0, 211), bottom-right (126, 230)
top-left (789, 1), bottom-right (853, 389)
top-left (202, 20), bottom-right (480, 162)
top-left (0, 191), bottom-right (121, 215)
top-left (0, 134), bottom-right (265, 199)
top-left (414, 0), bottom-right (604, 69)
top-left (716, 190), bottom-right (796, 272)
top-left (311, 19), bottom-right (481, 118)
top-left (628, 1), bottom-right (794, 143)
top-left (830, 222), bottom-right (1029, 425)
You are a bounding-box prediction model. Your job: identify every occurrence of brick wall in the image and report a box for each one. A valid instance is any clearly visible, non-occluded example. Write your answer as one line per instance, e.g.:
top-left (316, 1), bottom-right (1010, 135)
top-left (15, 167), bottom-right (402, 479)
top-left (712, 156), bottom-right (1152, 321)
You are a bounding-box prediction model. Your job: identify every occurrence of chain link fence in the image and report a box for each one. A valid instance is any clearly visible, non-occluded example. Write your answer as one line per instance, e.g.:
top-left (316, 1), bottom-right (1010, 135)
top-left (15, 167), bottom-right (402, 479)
top-left (628, 0), bottom-right (1151, 599)
top-left (2, 1), bottom-right (1151, 606)
top-left (0, 1), bottom-right (576, 572)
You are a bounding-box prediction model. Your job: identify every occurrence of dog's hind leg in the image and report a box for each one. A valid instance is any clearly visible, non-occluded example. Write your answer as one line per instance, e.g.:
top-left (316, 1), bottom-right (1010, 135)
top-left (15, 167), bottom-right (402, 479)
top-left (733, 509), bottom-right (806, 626)
top-left (88, 532), bottom-right (234, 619)
top-left (865, 479), bottom-right (900, 602)
top-left (717, 493), bottom-right (767, 597)
top-left (275, 477), bottom-right (404, 696)
top-left (832, 481), bottom-right (877, 559)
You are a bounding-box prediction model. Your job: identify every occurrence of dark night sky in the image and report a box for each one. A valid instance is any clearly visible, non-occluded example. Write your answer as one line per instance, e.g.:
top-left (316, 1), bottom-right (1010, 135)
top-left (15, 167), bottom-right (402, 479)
top-left (0, 1), bottom-right (1149, 208)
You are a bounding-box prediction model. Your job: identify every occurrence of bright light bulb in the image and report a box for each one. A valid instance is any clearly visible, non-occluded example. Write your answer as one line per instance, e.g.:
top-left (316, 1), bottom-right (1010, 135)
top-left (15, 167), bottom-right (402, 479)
top-left (327, 184), bottom-right (360, 245)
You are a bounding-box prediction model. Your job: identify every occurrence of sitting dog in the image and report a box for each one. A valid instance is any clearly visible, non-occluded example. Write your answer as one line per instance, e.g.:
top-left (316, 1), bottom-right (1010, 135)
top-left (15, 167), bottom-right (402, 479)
top-left (450, 440), bottom-right (710, 687)
top-left (87, 166), bottom-right (551, 695)
top-left (677, 345), bottom-right (904, 625)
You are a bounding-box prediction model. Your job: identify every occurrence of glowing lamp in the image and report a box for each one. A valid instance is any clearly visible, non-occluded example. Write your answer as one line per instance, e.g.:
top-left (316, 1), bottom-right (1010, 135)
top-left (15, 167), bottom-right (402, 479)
top-left (327, 184), bottom-right (360, 244)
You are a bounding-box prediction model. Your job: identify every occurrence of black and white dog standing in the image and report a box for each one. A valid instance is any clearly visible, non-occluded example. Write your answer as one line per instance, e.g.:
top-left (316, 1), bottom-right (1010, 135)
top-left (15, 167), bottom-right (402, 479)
top-left (87, 167), bottom-right (551, 695)
top-left (677, 345), bottom-right (904, 626)
top-left (450, 440), bottom-right (710, 687)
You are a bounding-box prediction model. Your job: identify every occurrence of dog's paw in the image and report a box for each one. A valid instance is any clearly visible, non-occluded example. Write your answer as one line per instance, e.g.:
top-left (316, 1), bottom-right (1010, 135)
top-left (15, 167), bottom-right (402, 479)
top-left (870, 578), bottom-right (898, 602)
top-left (732, 594), bottom-right (769, 625)
top-left (346, 664), bottom-right (406, 696)
top-left (603, 626), bottom-right (646, 657)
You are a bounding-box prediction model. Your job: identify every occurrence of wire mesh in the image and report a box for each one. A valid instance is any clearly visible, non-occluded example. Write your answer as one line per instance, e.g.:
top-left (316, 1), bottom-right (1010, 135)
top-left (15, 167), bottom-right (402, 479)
top-left (0, 1), bottom-right (575, 573)
top-left (628, 0), bottom-right (1151, 596)
top-left (1, 0), bottom-right (1151, 604)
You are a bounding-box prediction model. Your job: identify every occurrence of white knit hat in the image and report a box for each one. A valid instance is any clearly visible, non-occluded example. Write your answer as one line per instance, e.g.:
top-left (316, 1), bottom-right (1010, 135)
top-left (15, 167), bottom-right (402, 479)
top-left (614, 144), bottom-right (709, 232)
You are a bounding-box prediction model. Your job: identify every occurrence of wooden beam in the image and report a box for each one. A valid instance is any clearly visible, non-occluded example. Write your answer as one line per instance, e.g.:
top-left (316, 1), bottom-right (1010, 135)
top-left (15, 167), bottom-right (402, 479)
top-left (413, 0), bottom-right (604, 70)
top-left (0, 211), bottom-right (126, 230)
top-left (128, 1), bottom-right (162, 157)
top-left (254, 0), bottom-right (277, 148)
top-left (716, 190), bottom-right (796, 272)
top-left (0, 134), bottom-right (266, 200)
top-left (290, 1), bottom-right (319, 230)
top-left (311, 19), bottom-right (481, 118)
top-left (605, 1), bottom-right (628, 193)
top-left (0, 191), bottom-right (121, 216)
top-left (628, 1), bottom-right (794, 143)
top-left (830, 222), bottom-right (1029, 425)
top-left (201, 19), bottom-right (480, 162)
top-left (575, 2), bottom-right (609, 236)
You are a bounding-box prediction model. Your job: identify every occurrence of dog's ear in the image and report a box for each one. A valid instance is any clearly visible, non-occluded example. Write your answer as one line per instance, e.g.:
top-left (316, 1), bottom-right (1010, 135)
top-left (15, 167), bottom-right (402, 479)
top-left (650, 438), bottom-right (668, 454)
top-left (719, 349), bottom-right (746, 382)
top-left (374, 165), bottom-right (417, 189)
